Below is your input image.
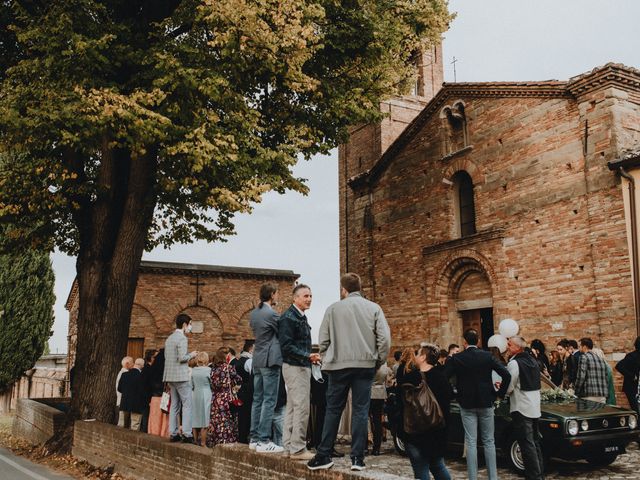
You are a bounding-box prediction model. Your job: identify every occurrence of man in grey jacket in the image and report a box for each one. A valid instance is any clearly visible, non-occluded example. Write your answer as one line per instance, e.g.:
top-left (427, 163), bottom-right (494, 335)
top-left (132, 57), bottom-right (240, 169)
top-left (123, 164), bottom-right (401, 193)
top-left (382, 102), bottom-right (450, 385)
top-left (308, 273), bottom-right (391, 472)
top-left (163, 313), bottom-right (197, 443)
top-left (249, 283), bottom-right (285, 453)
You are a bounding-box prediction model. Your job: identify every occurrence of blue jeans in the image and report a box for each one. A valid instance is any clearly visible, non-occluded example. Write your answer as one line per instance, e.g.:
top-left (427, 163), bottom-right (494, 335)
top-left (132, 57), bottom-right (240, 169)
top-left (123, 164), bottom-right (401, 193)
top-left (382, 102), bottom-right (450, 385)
top-left (317, 367), bottom-right (375, 460)
top-left (272, 405), bottom-right (285, 446)
top-left (250, 366), bottom-right (281, 443)
top-left (168, 381), bottom-right (192, 438)
top-left (404, 441), bottom-right (451, 480)
top-left (460, 407), bottom-right (498, 480)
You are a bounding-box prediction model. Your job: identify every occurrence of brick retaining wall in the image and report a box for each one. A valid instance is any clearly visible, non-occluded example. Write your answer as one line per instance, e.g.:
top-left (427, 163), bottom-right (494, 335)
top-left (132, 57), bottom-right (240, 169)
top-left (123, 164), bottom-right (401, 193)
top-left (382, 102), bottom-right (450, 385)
top-left (12, 398), bottom-right (68, 445)
top-left (72, 420), bottom-right (402, 480)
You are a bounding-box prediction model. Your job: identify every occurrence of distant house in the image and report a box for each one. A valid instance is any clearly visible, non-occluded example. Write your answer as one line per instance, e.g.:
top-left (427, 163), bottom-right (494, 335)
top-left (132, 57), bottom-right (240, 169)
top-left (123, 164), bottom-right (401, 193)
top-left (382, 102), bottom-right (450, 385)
top-left (66, 260), bottom-right (299, 373)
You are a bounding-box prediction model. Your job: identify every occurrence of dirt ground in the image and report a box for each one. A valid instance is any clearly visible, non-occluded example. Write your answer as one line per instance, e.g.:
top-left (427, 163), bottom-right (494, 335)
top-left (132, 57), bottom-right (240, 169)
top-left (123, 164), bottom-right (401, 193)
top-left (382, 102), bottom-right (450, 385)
top-left (0, 413), bottom-right (126, 480)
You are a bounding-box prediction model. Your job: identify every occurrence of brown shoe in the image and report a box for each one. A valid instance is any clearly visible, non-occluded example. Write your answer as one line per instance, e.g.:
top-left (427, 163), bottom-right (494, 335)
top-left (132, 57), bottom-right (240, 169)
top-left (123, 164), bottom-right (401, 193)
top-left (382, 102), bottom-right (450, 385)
top-left (291, 449), bottom-right (315, 461)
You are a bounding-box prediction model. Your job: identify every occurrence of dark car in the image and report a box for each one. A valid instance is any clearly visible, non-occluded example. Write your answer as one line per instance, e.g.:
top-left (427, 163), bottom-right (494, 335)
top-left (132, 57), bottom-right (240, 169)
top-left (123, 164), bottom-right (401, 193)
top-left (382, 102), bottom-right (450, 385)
top-left (387, 376), bottom-right (639, 473)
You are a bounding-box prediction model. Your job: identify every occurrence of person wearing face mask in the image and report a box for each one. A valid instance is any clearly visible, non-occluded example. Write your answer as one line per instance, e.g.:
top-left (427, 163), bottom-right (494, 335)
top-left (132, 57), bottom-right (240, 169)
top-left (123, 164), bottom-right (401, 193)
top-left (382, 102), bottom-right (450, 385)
top-left (163, 313), bottom-right (198, 443)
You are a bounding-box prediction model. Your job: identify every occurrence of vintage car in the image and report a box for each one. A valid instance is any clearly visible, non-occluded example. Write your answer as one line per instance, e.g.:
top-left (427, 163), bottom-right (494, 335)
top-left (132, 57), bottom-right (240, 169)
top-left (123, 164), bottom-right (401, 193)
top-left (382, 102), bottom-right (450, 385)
top-left (387, 376), bottom-right (639, 473)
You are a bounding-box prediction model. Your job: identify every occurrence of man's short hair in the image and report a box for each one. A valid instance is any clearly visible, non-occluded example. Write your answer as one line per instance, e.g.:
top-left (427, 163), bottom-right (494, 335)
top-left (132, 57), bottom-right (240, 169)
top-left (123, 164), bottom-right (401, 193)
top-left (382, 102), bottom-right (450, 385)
top-left (293, 283), bottom-right (311, 296)
top-left (175, 313), bottom-right (192, 329)
top-left (448, 343), bottom-right (459, 353)
top-left (579, 337), bottom-right (593, 350)
top-left (242, 340), bottom-right (255, 352)
top-left (439, 349), bottom-right (448, 359)
top-left (463, 329), bottom-right (479, 346)
top-left (568, 339), bottom-right (579, 350)
top-left (121, 356), bottom-right (133, 368)
top-left (557, 339), bottom-right (570, 349)
top-left (510, 336), bottom-right (527, 349)
top-left (393, 350), bottom-right (402, 361)
top-left (259, 283), bottom-right (278, 305)
top-left (134, 358), bottom-right (145, 369)
top-left (634, 336), bottom-right (640, 351)
top-left (340, 273), bottom-right (361, 293)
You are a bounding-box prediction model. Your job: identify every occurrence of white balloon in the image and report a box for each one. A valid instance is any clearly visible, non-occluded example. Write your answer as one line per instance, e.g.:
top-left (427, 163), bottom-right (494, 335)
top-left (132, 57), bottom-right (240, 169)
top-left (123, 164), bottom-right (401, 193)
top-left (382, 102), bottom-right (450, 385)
top-left (487, 334), bottom-right (508, 353)
top-left (498, 318), bottom-right (519, 338)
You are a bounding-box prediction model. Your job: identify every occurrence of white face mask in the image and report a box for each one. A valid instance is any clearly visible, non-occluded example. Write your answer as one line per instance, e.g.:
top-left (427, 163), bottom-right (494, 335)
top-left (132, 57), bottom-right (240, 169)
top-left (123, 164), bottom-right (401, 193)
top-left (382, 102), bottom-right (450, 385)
top-left (185, 324), bottom-right (193, 334)
top-left (311, 363), bottom-right (324, 383)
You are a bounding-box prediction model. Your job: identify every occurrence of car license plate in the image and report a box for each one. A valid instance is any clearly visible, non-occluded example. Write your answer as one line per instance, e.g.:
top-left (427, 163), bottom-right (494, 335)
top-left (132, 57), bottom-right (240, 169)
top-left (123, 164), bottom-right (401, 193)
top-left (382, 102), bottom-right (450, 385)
top-left (604, 446), bottom-right (619, 453)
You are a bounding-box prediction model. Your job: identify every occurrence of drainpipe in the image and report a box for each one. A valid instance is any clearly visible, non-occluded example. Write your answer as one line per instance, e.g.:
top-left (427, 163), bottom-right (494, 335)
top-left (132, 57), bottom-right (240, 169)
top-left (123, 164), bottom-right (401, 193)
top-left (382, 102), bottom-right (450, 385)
top-left (618, 167), bottom-right (640, 335)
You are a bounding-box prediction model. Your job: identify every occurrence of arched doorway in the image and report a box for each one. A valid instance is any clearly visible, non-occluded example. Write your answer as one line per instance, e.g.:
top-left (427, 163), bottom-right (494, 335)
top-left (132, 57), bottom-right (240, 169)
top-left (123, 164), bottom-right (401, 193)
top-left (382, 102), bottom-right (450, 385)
top-left (435, 254), bottom-right (495, 349)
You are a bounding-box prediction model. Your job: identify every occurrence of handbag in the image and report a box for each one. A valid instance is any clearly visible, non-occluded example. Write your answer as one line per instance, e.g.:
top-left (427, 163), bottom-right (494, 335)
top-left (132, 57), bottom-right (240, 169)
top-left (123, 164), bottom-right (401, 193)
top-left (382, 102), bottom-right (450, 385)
top-left (401, 371), bottom-right (444, 434)
top-left (228, 371), bottom-right (243, 408)
top-left (160, 390), bottom-right (171, 413)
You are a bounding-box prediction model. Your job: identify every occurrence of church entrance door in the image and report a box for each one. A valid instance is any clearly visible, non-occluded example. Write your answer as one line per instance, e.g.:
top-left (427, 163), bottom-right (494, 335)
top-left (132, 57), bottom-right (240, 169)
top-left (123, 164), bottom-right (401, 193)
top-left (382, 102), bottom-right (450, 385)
top-left (461, 308), bottom-right (493, 349)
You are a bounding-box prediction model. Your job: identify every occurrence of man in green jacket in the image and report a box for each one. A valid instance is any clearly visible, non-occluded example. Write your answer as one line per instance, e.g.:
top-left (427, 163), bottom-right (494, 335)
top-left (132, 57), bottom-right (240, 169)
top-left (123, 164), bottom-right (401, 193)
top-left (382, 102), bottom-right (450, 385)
top-left (279, 284), bottom-right (320, 460)
top-left (308, 273), bottom-right (391, 472)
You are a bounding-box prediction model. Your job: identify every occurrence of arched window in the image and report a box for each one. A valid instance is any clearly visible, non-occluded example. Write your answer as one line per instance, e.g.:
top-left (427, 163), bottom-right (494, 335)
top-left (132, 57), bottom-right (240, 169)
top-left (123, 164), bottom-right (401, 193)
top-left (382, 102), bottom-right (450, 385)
top-left (453, 171), bottom-right (476, 237)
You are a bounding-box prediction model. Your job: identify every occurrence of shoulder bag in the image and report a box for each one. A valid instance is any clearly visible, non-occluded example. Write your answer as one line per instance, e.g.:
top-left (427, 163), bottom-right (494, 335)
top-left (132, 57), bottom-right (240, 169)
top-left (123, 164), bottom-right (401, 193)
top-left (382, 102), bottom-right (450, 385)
top-left (401, 371), bottom-right (444, 434)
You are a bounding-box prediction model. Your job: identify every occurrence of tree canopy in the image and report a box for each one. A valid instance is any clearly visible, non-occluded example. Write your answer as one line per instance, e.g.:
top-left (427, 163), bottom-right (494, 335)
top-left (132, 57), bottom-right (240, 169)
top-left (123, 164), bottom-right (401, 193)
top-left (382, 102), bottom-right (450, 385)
top-left (0, 0), bottom-right (453, 251)
top-left (0, 240), bottom-right (55, 392)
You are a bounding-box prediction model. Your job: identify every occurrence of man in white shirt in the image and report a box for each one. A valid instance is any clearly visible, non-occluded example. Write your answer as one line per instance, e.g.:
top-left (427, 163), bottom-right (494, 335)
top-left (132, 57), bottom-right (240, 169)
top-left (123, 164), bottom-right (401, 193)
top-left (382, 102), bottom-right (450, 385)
top-left (506, 336), bottom-right (544, 480)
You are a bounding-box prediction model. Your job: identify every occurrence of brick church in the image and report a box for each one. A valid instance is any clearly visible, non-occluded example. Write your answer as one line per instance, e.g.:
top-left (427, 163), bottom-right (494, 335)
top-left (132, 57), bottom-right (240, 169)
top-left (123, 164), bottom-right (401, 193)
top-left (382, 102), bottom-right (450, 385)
top-left (340, 44), bottom-right (640, 357)
top-left (66, 260), bottom-right (298, 366)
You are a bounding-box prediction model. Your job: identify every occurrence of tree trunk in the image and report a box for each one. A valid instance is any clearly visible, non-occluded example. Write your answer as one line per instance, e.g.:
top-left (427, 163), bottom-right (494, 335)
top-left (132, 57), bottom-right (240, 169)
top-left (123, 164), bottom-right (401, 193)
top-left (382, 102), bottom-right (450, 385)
top-left (62, 145), bottom-right (157, 449)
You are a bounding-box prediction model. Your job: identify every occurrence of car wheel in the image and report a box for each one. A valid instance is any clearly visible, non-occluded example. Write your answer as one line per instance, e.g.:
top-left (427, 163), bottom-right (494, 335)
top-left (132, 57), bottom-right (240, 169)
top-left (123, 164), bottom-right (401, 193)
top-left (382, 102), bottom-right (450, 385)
top-left (586, 453), bottom-right (618, 467)
top-left (507, 438), bottom-right (526, 474)
top-left (392, 433), bottom-right (407, 456)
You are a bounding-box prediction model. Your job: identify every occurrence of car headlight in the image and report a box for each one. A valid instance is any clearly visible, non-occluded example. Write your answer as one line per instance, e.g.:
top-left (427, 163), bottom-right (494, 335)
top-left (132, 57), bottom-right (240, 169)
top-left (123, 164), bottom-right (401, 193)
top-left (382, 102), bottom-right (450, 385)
top-left (629, 415), bottom-right (637, 429)
top-left (620, 416), bottom-right (627, 427)
top-left (568, 419), bottom-right (579, 435)
top-left (581, 419), bottom-right (589, 431)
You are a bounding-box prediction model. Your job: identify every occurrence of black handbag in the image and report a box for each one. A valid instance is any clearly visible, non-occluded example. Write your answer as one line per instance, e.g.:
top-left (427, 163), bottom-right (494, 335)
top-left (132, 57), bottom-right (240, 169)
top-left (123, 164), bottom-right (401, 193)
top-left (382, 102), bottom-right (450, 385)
top-left (401, 372), bottom-right (445, 434)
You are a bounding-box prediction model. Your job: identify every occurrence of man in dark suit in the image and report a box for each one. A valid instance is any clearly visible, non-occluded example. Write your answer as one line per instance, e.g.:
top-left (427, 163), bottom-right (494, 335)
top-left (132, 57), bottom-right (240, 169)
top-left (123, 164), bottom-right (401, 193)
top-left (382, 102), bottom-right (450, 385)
top-left (117, 357), bottom-right (147, 431)
top-left (615, 336), bottom-right (640, 413)
top-left (446, 329), bottom-right (511, 480)
top-left (249, 283), bottom-right (284, 453)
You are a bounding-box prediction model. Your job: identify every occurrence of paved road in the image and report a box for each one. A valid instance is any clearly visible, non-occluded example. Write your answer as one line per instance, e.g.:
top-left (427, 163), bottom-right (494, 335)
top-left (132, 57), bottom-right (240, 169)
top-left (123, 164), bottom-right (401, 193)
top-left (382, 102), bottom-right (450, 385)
top-left (0, 447), bottom-right (72, 480)
top-left (319, 438), bottom-right (640, 479)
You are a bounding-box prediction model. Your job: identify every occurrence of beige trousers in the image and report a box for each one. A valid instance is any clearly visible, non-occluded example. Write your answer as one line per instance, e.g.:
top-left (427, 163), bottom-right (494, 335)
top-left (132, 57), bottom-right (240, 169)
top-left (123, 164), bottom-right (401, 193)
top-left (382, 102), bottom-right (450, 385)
top-left (282, 364), bottom-right (311, 454)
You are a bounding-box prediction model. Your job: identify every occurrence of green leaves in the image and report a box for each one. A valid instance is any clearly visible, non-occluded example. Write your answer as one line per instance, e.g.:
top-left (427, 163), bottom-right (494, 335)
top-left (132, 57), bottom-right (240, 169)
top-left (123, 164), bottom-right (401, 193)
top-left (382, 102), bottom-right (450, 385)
top-left (0, 241), bottom-right (55, 392)
top-left (0, 0), bottom-right (452, 252)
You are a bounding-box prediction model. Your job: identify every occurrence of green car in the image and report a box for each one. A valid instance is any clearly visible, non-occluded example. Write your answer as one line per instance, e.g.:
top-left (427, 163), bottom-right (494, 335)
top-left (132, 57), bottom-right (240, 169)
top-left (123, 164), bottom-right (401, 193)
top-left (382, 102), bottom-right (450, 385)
top-left (388, 377), bottom-right (639, 473)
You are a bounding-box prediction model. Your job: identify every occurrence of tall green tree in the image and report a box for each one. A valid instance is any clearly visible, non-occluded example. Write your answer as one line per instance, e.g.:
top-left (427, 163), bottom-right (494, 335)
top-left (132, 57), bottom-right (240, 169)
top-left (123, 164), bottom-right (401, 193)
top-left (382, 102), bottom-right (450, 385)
top-left (0, 244), bottom-right (55, 392)
top-left (0, 0), bottom-right (452, 427)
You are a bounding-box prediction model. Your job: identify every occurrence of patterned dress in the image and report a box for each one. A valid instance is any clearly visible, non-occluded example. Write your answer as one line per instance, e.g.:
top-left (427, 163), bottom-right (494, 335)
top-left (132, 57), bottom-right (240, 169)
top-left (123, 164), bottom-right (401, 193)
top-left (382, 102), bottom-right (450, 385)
top-left (206, 362), bottom-right (242, 446)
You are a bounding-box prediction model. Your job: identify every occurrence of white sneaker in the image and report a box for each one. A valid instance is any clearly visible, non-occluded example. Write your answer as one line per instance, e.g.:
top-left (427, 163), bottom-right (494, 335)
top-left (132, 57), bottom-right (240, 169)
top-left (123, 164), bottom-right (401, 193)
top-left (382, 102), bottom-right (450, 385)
top-left (256, 442), bottom-right (285, 453)
top-left (249, 442), bottom-right (257, 450)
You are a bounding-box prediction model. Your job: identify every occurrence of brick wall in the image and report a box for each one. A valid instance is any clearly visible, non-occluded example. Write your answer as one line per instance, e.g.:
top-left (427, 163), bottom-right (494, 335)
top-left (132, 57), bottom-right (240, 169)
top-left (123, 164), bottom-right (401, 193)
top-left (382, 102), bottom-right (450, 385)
top-left (12, 398), bottom-right (68, 445)
top-left (339, 66), bottom-right (640, 403)
top-left (72, 421), bottom-right (403, 480)
top-left (66, 264), bottom-right (298, 373)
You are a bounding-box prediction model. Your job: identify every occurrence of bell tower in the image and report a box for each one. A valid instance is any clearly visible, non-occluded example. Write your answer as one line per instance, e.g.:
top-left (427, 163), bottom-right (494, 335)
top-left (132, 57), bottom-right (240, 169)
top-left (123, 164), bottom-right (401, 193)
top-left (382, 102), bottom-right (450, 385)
top-left (339, 42), bottom-right (444, 284)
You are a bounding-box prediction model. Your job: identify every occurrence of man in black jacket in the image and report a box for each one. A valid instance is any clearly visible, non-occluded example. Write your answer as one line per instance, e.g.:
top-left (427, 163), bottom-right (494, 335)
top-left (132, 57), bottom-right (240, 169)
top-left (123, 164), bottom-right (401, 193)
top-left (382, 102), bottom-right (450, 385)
top-left (615, 336), bottom-right (640, 413)
top-left (446, 329), bottom-right (511, 480)
top-left (118, 357), bottom-right (147, 431)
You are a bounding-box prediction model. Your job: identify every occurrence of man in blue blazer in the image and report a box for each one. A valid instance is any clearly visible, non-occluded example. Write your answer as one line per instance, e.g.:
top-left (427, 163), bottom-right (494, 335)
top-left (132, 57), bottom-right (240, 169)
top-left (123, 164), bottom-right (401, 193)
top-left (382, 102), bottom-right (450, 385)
top-left (249, 283), bottom-right (284, 453)
top-left (446, 328), bottom-right (511, 480)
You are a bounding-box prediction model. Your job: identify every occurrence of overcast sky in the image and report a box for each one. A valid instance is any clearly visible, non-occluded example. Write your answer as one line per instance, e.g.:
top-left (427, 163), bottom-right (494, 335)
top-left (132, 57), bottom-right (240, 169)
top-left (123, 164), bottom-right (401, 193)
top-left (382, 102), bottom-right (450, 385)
top-left (47, 0), bottom-right (640, 353)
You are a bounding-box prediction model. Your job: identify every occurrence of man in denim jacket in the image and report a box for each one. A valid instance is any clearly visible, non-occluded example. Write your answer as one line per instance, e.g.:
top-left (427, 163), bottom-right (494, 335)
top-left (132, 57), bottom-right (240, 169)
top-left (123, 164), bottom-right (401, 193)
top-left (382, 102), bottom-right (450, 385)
top-left (278, 284), bottom-right (320, 460)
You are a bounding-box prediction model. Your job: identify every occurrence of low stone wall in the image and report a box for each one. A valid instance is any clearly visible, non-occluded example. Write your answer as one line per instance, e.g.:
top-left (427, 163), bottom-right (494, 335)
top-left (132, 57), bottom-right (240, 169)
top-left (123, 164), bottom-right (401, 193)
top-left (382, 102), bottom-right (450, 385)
top-left (73, 420), bottom-right (401, 480)
top-left (12, 397), bottom-right (68, 445)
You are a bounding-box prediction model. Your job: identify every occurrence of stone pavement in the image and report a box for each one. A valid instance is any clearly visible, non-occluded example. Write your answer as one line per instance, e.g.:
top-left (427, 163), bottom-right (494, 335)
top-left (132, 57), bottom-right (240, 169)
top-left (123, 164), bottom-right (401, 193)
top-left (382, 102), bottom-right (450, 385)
top-left (313, 439), bottom-right (640, 479)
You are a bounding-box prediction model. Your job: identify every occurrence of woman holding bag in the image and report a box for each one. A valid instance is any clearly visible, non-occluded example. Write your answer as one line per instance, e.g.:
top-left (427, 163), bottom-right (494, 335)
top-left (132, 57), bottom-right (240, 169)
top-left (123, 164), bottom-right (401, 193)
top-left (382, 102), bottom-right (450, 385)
top-left (396, 345), bottom-right (453, 480)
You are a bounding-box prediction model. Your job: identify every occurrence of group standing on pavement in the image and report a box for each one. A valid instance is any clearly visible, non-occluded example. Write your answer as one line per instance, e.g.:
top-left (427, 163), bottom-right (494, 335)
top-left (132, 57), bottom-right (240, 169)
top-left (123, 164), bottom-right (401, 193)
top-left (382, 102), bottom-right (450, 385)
top-left (108, 272), bottom-right (640, 478)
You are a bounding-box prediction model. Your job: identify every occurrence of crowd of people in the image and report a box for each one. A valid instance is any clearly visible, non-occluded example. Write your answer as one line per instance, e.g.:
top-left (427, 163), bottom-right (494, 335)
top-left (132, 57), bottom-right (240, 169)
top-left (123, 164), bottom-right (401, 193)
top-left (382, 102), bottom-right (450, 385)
top-left (113, 273), bottom-right (640, 480)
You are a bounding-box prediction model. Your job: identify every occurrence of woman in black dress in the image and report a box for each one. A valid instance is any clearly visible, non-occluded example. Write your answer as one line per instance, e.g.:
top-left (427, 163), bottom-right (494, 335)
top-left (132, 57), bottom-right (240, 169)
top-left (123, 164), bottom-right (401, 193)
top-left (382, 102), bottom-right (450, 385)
top-left (396, 345), bottom-right (453, 480)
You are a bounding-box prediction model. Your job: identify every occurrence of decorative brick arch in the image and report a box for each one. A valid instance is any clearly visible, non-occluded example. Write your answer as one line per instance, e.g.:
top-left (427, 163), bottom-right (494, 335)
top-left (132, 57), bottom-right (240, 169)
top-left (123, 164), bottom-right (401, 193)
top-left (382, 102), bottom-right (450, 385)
top-left (129, 303), bottom-right (156, 338)
top-left (442, 158), bottom-right (483, 186)
top-left (175, 305), bottom-right (225, 352)
top-left (427, 250), bottom-right (496, 343)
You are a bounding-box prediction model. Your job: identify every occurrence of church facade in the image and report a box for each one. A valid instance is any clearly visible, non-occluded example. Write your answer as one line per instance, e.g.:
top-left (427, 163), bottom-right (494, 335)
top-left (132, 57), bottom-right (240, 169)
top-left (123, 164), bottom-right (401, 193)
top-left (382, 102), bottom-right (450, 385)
top-left (66, 260), bottom-right (299, 366)
top-left (340, 46), bottom-right (640, 356)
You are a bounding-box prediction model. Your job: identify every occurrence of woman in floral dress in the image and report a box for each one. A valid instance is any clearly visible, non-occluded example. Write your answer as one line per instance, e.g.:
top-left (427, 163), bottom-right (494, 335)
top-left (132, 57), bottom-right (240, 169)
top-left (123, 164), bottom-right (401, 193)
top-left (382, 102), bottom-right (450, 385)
top-left (206, 347), bottom-right (243, 446)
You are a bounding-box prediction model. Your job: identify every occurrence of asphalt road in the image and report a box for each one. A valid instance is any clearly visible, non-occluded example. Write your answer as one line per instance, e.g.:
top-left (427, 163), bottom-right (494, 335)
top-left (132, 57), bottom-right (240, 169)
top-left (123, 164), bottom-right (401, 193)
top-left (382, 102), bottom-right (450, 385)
top-left (0, 447), bottom-right (72, 480)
